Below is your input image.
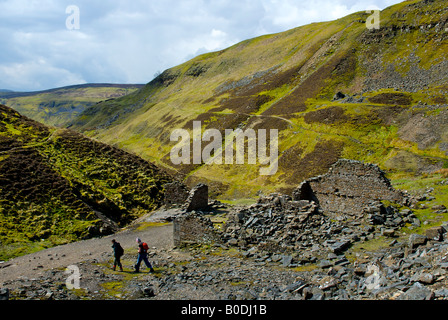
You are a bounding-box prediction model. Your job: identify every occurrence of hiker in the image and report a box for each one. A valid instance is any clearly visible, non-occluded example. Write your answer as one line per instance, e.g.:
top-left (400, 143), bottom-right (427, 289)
top-left (111, 239), bottom-right (124, 272)
top-left (134, 238), bottom-right (154, 273)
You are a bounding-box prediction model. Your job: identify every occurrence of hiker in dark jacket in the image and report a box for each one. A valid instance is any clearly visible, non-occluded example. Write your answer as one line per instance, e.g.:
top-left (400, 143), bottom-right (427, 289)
top-left (111, 239), bottom-right (124, 272)
top-left (134, 238), bottom-right (154, 273)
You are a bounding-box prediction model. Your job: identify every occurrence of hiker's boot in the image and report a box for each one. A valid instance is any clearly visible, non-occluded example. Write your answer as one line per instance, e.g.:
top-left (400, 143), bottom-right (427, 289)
top-left (120, 266), bottom-right (124, 272)
top-left (150, 268), bottom-right (155, 273)
top-left (112, 265), bottom-right (116, 271)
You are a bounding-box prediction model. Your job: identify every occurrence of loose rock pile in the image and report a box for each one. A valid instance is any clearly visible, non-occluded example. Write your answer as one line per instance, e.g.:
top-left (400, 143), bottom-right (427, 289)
top-left (219, 193), bottom-right (416, 265)
top-left (222, 194), bottom-right (348, 257)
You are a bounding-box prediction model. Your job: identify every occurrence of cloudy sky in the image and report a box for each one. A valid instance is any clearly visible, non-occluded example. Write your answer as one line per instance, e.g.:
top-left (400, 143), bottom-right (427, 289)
top-left (0, 0), bottom-right (402, 92)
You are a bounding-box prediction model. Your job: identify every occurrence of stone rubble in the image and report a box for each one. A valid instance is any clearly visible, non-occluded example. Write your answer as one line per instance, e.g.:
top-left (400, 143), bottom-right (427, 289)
top-left (217, 191), bottom-right (428, 267)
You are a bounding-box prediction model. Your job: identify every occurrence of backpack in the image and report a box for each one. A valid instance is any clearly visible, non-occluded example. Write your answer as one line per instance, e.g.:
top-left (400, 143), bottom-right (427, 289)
top-left (115, 243), bottom-right (124, 257)
top-left (142, 242), bottom-right (149, 252)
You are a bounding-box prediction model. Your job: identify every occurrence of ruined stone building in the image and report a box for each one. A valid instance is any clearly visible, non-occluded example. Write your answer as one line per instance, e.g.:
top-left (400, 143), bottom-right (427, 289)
top-left (292, 159), bottom-right (406, 217)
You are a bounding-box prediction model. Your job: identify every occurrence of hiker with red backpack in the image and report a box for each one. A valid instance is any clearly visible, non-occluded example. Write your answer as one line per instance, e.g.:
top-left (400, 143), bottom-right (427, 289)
top-left (134, 238), bottom-right (154, 273)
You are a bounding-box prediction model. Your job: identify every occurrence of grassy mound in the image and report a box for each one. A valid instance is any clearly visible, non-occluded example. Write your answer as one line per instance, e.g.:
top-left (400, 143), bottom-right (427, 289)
top-left (0, 104), bottom-right (172, 260)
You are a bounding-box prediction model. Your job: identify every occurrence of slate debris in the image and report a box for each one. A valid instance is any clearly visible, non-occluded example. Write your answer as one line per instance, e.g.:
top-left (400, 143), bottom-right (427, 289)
top-left (220, 193), bottom-right (412, 265)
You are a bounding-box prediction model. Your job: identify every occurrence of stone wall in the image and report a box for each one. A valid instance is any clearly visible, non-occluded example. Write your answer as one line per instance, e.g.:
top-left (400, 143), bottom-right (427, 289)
top-left (163, 181), bottom-right (190, 208)
top-left (185, 183), bottom-right (209, 212)
top-left (173, 212), bottom-right (222, 247)
top-left (293, 159), bottom-right (405, 217)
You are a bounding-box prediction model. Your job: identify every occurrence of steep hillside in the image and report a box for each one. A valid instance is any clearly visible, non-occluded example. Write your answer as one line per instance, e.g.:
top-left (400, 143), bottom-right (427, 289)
top-left (0, 104), bottom-right (172, 260)
top-left (0, 84), bottom-right (144, 127)
top-left (69, 0), bottom-right (448, 199)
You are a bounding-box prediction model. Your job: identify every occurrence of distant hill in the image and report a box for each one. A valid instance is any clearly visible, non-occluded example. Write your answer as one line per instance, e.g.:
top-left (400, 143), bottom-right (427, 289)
top-left (0, 104), bottom-right (172, 260)
top-left (0, 83), bottom-right (144, 127)
top-left (67, 0), bottom-right (448, 199)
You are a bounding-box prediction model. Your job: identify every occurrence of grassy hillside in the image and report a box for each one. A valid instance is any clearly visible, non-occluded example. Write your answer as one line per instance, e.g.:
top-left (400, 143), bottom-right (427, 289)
top-left (0, 104), bottom-right (172, 260)
top-left (0, 84), bottom-right (144, 127)
top-left (68, 0), bottom-right (448, 200)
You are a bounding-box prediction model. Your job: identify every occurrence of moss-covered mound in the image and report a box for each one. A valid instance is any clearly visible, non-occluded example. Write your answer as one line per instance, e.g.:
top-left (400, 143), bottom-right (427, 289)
top-left (0, 104), bottom-right (172, 260)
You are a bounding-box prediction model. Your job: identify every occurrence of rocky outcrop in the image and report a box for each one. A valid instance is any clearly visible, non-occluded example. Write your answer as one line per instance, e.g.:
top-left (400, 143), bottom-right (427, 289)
top-left (0, 288), bottom-right (9, 300)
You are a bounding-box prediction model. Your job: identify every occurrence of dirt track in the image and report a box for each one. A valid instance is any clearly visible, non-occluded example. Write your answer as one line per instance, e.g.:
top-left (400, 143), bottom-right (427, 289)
top-left (0, 223), bottom-right (174, 283)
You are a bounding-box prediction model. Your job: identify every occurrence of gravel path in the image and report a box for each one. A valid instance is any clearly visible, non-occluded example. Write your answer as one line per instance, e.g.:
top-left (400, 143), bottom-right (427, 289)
top-left (0, 223), bottom-right (174, 283)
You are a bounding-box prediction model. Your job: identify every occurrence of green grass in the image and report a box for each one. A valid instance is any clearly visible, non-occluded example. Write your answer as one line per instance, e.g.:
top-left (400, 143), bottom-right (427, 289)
top-left (391, 173), bottom-right (448, 234)
top-left (347, 236), bottom-right (394, 261)
top-left (99, 281), bottom-right (126, 299)
top-left (134, 221), bottom-right (171, 231)
top-left (219, 198), bottom-right (258, 206)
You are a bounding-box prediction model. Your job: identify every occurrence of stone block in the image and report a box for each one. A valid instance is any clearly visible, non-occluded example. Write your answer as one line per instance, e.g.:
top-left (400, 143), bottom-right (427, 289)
top-left (408, 233), bottom-right (427, 248)
top-left (426, 226), bottom-right (444, 241)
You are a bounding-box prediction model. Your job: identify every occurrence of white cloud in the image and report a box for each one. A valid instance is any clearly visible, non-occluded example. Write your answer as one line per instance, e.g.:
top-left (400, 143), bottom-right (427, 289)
top-left (259, 0), bottom-right (393, 32)
top-left (0, 60), bottom-right (86, 91)
top-left (0, 0), bottom-right (403, 91)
